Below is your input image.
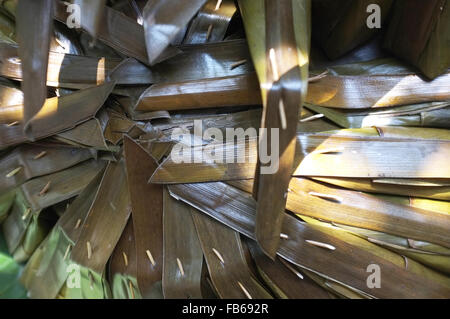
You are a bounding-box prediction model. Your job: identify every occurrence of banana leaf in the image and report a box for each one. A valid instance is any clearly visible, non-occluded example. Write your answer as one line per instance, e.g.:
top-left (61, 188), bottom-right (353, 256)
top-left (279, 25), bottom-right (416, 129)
top-left (293, 131), bottom-right (450, 178)
top-left (322, 57), bottom-right (417, 76)
top-left (116, 96), bottom-right (171, 121)
top-left (0, 0), bottom-right (15, 19)
top-left (0, 82), bottom-right (115, 149)
top-left (0, 143), bottom-right (94, 194)
top-left (150, 127), bottom-right (450, 183)
top-left (134, 73), bottom-right (261, 112)
top-left (53, 1), bottom-right (180, 65)
top-left (142, 0), bottom-right (207, 65)
top-left (286, 177), bottom-right (450, 248)
top-left (19, 158), bottom-right (105, 212)
top-left (295, 216), bottom-right (450, 295)
top-left (312, 0), bottom-right (393, 59)
top-left (123, 136), bottom-right (163, 298)
top-left (2, 192), bottom-right (50, 263)
top-left (144, 39), bottom-right (254, 83)
top-left (0, 43), bottom-right (124, 88)
top-left (0, 10), bottom-right (15, 44)
top-left (20, 224), bottom-right (69, 298)
top-left (106, 57), bottom-right (155, 86)
top-left (0, 230), bottom-right (27, 298)
top-left (383, 0), bottom-right (450, 79)
top-left (108, 219), bottom-right (141, 299)
top-left (247, 240), bottom-right (334, 299)
top-left (0, 190), bottom-right (15, 224)
top-left (55, 119), bottom-right (110, 151)
top-left (62, 265), bottom-right (110, 299)
top-left (72, 0), bottom-right (106, 39)
top-left (1, 188), bottom-right (40, 255)
top-left (298, 107), bottom-right (340, 133)
top-left (306, 72), bottom-right (450, 109)
top-left (21, 168), bottom-right (104, 299)
top-left (169, 182), bottom-right (450, 298)
top-left (70, 160), bottom-right (131, 274)
top-left (323, 221), bottom-right (450, 275)
top-left (319, 126), bottom-right (450, 140)
top-left (151, 108), bottom-right (262, 142)
top-left (191, 207), bottom-right (272, 299)
top-left (104, 113), bottom-right (146, 145)
top-left (309, 32), bottom-right (387, 70)
top-left (305, 101), bottom-right (450, 129)
top-left (184, 0), bottom-right (237, 44)
top-left (50, 19), bottom-right (83, 56)
top-left (162, 189), bottom-right (203, 299)
top-left (297, 267), bottom-right (370, 299)
top-left (16, 0), bottom-right (53, 137)
top-left (313, 176), bottom-right (450, 201)
top-left (0, 85), bottom-right (23, 124)
top-left (239, 0), bottom-right (311, 256)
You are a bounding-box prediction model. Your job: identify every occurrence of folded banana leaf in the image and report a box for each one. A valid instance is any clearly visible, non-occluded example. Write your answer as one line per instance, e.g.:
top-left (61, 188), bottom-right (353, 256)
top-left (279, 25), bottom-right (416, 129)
top-left (293, 131), bottom-right (450, 178)
top-left (0, 84), bottom-right (23, 124)
top-left (134, 73), bottom-right (261, 112)
top-left (108, 219), bottom-right (141, 299)
top-left (0, 0), bottom-right (15, 19)
top-left (306, 72), bottom-right (450, 108)
top-left (297, 267), bottom-right (371, 299)
top-left (16, 0), bottom-right (52, 137)
top-left (20, 224), bottom-right (68, 298)
top-left (0, 82), bottom-right (115, 148)
top-left (150, 127), bottom-right (450, 183)
top-left (106, 58), bottom-right (155, 86)
top-left (322, 220), bottom-right (450, 276)
top-left (286, 177), bottom-right (450, 248)
top-left (0, 9), bottom-right (15, 44)
top-left (169, 182), bottom-right (450, 298)
top-left (55, 119), bottom-right (110, 151)
top-left (151, 107), bottom-right (262, 142)
top-left (318, 126), bottom-right (450, 140)
top-left (116, 96), bottom-right (171, 121)
top-left (61, 264), bottom-right (111, 299)
top-left (0, 230), bottom-right (27, 298)
top-left (71, 160), bottom-right (131, 275)
top-left (144, 39), bottom-right (254, 83)
top-left (103, 113), bottom-right (146, 145)
top-left (19, 159), bottom-right (105, 212)
top-left (298, 107), bottom-right (340, 133)
top-left (247, 240), bottom-right (334, 299)
top-left (123, 136), bottom-right (163, 298)
top-left (184, 0), bottom-right (237, 44)
top-left (150, 135), bottom-right (257, 183)
top-left (383, 0), bottom-right (450, 79)
top-left (0, 190), bottom-right (15, 224)
top-left (20, 168), bottom-right (104, 299)
top-left (54, 1), bottom-right (180, 65)
top-left (191, 207), bottom-right (272, 299)
top-left (1, 190), bottom-right (51, 263)
top-left (0, 43), bottom-right (123, 88)
top-left (312, 0), bottom-right (393, 59)
top-left (73, 0), bottom-right (106, 39)
top-left (322, 57), bottom-right (416, 76)
top-left (0, 143), bottom-right (94, 194)
top-left (296, 216), bottom-right (450, 295)
top-left (313, 177), bottom-right (450, 201)
top-left (13, 211), bottom-right (52, 263)
top-left (305, 101), bottom-right (450, 129)
top-left (239, 0), bottom-right (311, 256)
top-left (142, 0), bottom-right (207, 65)
top-left (162, 189), bottom-right (203, 299)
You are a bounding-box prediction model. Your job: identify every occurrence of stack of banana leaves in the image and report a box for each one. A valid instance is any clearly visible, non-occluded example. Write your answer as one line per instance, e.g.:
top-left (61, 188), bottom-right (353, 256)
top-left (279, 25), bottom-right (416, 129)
top-left (0, 0), bottom-right (449, 299)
